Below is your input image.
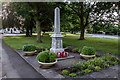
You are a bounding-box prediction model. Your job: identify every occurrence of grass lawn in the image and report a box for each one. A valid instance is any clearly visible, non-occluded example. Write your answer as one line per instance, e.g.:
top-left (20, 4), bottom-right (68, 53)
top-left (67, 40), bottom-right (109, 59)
top-left (3, 36), bottom-right (119, 55)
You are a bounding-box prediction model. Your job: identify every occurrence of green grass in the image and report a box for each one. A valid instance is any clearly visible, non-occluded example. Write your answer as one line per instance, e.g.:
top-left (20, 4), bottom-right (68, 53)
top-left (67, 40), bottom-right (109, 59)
top-left (3, 36), bottom-right (51, 50)
top-left (63, 37), bottom-right (118, 55)
top-left (3, 36), bottom-right (119, 55)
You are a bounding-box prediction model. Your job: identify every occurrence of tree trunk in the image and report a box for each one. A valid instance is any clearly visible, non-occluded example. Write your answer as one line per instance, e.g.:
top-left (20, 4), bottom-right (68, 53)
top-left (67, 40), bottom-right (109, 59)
top-left (26, 26), bottom-right (30, 37)
top-left (79, 2), bottom-right (85, 40)
top-left (64, 31), bottom-right (66, 37)
top-left (80, 27), bottom-right (85, 40)
top-left (30, 26), bottom-right (32, 36)
top-left (36, 20), bottom-right (42, 43)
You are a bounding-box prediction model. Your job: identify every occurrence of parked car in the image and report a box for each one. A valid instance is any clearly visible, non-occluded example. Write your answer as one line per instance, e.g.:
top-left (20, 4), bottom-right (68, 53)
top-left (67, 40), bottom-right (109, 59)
top-left (0, 29), bottom-right (5, 34)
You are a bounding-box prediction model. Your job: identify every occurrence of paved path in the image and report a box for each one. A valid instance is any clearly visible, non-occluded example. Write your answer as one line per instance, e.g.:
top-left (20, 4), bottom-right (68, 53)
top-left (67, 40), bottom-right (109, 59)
top-left (1, 36), bottom-right (46, 79)
top-left (1, 33), bottom-right (119, 39)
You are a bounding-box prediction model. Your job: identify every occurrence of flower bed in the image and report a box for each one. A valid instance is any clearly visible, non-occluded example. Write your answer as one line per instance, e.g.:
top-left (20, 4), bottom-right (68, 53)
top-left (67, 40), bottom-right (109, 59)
top-left (60, 54), bottom-right (120, 77)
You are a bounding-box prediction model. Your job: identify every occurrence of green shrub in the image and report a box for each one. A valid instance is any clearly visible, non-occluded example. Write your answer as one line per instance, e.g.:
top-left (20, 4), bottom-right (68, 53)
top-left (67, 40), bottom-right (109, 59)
top-left (81, 46), bottom-right (95, 55)
top-left (63, 42), bottom-right (67, 48)
top-left (61, 70), bottom-right (69, 76)
top-left (84, 69), bottom-right (91, 73)
top-left (22, 44), bottom-right (36, 51)
top-left (72, 48), bottom-right (79, 52)
top-left (69, 73), bottom-right (77, 77)
top-left (94, 66), bottom-right (101, 70)
top-left (78, 70), bottom-right (84, 76)
top-left (36, 47), bottom-right (46, 52)
top-left (102, 55), bottom-right (120, 62)
top-left (78, 49), bottom-right (81, 52)
top-left (36, 51), bottom-right (57, 63)
top-left (87, 64), bottom-right (95, 71)
top-left (95, 53), bottom-right (101, 57)
top-left (43, 33), bottom-right (49, 35)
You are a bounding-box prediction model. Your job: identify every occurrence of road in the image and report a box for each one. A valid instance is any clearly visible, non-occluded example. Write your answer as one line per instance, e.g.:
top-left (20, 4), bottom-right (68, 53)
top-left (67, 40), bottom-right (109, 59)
top-left (86, 33), bottom-right (119, 39)
top-left (1, 33), bottom-right (119, 39)
top-left (0, 34), bottom-right (46, 79)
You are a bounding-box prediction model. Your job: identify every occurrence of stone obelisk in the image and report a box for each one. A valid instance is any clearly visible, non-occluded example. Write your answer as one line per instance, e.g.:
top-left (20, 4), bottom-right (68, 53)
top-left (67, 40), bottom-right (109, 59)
top-left (50, 7), bottom-right (64, 53)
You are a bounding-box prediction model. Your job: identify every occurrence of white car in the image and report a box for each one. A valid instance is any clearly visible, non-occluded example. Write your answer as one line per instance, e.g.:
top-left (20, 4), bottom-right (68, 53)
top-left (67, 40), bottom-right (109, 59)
top-left (0, 29), bottom-right (5, 34)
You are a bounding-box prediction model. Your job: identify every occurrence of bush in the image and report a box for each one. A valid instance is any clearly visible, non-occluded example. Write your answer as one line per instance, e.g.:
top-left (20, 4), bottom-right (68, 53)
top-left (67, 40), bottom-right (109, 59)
top-left (78, 70), bottom-right (84, 76)
top-left (22, 44), bottom-right (36, 52)
top-left (72, 48), bottom-right (79, 52)
top-left (61, 70), bottom-right (69, 76)
top-left (81, 46), bottom-right (95, 55)
top-left (78, 49), bottom-right (81, 52)
top-left (42, 33), bottom-right (49, 35)
top-left (69, 73), bottom-right (77, 77)
top-left (84, 69), bottom-right (91, 73)
top-left (63, 42), bottom-right (67, 48)
top-left (36, 51), bottom-right (57, 63)
top-left (94, 66), bottom-right (101, 70)
top-left (95, 53), bottom-right (101, 57)
top-left (36, 47), bottom-right (47, 52)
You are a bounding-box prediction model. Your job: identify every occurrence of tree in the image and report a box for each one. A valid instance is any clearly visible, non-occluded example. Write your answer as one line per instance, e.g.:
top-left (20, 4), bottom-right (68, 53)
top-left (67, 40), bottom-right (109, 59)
top-left (28, 2), bottom-right (53, 43)
top-left (2, 2), bottom-right (19, 31)
top-left (63, 2), bottom-right (118, 40)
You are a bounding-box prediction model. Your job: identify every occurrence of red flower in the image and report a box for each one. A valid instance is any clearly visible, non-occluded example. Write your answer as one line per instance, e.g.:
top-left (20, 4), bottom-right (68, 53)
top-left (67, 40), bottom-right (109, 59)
top-left (56, 52), bottom-right (62, 58)
top-left (61, 51), bottom-right (68, 57)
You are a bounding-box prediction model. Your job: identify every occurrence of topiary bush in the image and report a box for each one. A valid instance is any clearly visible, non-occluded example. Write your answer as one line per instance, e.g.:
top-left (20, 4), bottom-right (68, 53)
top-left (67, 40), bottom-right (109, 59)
top-left (36, 51), bottom-right (57, 63)
top-left (81, 46), bottom-right (95, 55)
top-left (22, 44), bottom-right (36, 52)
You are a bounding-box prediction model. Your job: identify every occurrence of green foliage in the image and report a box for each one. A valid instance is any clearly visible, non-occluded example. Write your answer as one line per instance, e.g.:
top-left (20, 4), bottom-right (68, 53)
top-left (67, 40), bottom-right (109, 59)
top-left (84, 69), bottom-right (91, 73)
top-left (95, 53), bottom-right (101, 57)
top-left (22, 44), bottom-right (36, 51)
top-left (42, 33), bottom-right (49, 35)
top-left (61, 70), bottom-right (69, 76)
top-left (102, 54), bottom-right (119, 62)
top-left (87, 64), bottom-right (95, 70)
top-left (94, 66), bottom-right (101, 70)
top-left (72, 48), bottom-right (79, 52)
top-left (78, 49), bottom-right (81, 52)
top-left (36, 51), bottom-right (57, 63)
top-left (62, 54), bottom-right (120, 77)
top-left (36, 47), bottom-right (48, 52)
top-left (63, 42), bottom-right (68, 48)
top-left (78, 70), bottom-right (84, 76)
top-left (81, 46), bottom-right (95, 55)
top-left (69, 73), bottom-right (77, 77)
